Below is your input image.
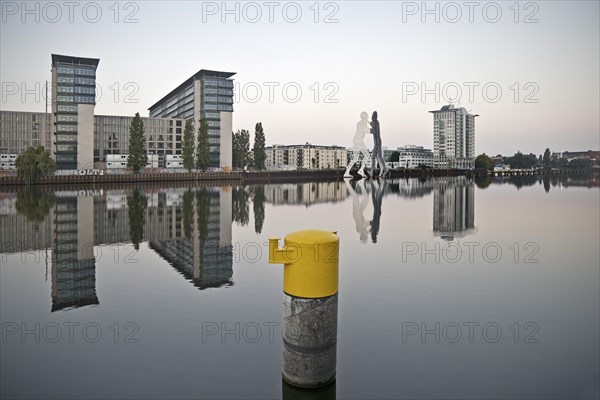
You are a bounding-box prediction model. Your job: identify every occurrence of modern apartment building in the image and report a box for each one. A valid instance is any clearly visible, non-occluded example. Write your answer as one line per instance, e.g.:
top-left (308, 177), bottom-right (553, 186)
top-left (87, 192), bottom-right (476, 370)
top-left (148, 70), bottom-right (235, 169)
top-left (430, 104), bottom-right (477, 169)
top-left (397, 145), bottom-right (434, 168)
top-left (51, 54), bottom-right (100, 170)
top-left (265, 143), bottom-right (346, 170)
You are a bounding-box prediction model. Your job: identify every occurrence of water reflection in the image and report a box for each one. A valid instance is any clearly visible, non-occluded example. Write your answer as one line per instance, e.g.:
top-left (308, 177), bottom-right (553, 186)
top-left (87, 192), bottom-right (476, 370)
top-left (51, 193), bottom-right (98, 312)
top-left (433, 176), bottom-right (476, 241)
top-left (2, 174), bottom-right (598, 308)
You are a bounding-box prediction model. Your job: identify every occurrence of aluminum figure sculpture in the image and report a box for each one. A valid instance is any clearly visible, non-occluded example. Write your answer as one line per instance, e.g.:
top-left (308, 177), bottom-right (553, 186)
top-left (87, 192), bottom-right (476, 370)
top-left (344, 111), bottom-right (372, 178)
top-left (370, 111), bottom-right (389, 178)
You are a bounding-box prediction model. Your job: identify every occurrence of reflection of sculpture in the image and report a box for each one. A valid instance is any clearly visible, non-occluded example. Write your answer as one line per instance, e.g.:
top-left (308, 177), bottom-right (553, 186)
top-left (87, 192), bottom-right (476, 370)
top-left (344, 112), bottom-right (371, 178)
top-left (346, 180), bottom-right (371, 243)
top-left (370, 111), bottom-right (389, 178)
top-left (369, 179), bottom-right (387, 243)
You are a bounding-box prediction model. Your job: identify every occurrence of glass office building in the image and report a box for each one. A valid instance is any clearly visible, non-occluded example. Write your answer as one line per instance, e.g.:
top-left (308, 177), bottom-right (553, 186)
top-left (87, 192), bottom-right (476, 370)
top-left (51, 54), bottom-right (100, 170)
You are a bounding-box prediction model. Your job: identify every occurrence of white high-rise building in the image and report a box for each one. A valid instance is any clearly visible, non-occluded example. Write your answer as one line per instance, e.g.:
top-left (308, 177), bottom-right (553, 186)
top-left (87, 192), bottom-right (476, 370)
top-left (429, 104), bottom-right (478, 169)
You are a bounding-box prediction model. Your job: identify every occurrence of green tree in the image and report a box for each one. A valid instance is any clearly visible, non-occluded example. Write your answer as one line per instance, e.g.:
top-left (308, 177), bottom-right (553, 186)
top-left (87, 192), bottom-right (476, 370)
top-left (474, 153), bottom-right (493, 170)
top-left (253, 122), bottom-right (266, 170)
top-left (15, 145), bottom-right (55, 185)
top-left (182, 120), bottom-right (195, 172)
top-left (127, 189), bottom-right (147, 250)
top-left (196, 118), bottom-right (210, 170)
top-left (127, 113), bottom-right (148, 173)
top-left (542, 148), bottom-right (551, 169)
top-left (15, 187), bottom-right (55, 222)
top-left (388, 151), bottom-right (400, 162)
top-left (232, 129), bottom-right (251, 169)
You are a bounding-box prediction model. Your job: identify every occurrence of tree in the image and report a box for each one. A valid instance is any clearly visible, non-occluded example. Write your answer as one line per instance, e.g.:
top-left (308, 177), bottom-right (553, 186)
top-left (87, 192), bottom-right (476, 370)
top-left (232, 129), bottom-right (250, 169)
top-left (474, 153), bottom-right (493, 170)
top-left (196, 189), bottom-right (211, 241)
top-left (542, 148), bottom-right (551, 169)
top-left (253, 122), bottom-right (266, 170)
top-left (182, 120), bottom-right (195, 172)
top-left (388, 151), bottom-right (400, 162)
top-left (15, 145), bottom-right (55, 185)
top-left (232, 186), bottom-right (250, 226)
top-left (127, 113), bottom-right (148, 173)
top-left (196, 118), bottom-right (210, 170)
top-left (127, 189), bottom-right (147, 250)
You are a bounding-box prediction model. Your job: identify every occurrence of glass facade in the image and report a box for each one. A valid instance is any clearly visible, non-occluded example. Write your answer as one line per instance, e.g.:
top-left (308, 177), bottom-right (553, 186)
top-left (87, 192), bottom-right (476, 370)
top-left (52, 55), bottom-right (99, 170)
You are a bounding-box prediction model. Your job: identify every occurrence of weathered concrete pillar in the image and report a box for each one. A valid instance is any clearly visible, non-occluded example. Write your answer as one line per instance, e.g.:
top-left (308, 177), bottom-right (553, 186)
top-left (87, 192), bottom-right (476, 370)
top-left (269, 230), bottom-right (339, 388)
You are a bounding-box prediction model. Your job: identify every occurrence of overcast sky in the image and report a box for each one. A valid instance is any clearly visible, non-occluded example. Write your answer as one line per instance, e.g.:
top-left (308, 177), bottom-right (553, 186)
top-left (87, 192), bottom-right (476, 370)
top-left (1, 1), bottom-right (598, 155)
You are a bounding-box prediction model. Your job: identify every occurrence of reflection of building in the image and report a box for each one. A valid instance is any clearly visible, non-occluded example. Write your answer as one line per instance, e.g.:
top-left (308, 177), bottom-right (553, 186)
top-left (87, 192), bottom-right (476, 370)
top-left (149, 70), bottom-right (235, 168)
top-left (149, 189), bottom-right (233, 289)
top-left (433, 176), bottom-right (476, 240)
top-left (430, 104), bottom-right (477, 169)
top-left (266, 144), bottom-right (346, 170)
top-left (51, 194), bottom-right (98, 311)
top-left (264, 181), bottom-right (348, 206)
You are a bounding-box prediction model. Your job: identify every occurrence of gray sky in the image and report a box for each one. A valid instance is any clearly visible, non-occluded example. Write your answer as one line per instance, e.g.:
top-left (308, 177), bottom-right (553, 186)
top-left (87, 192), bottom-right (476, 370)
top-left (1, 1), bottom-right (598, 155)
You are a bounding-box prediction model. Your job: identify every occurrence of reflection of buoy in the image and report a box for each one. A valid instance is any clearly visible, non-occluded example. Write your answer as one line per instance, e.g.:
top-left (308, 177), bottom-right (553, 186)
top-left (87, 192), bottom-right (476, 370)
top-left (269, 230), bottom-right (339, 388)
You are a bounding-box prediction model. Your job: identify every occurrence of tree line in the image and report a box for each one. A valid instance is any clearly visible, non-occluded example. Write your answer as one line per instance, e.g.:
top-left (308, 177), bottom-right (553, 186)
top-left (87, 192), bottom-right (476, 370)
top-left (475, 148), bottom-right (594, 170)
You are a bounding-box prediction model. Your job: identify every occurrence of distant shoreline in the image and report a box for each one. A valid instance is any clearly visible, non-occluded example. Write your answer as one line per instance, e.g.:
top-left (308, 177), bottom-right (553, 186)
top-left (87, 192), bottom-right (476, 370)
top-left (0, 168), bottom-right (597, 188)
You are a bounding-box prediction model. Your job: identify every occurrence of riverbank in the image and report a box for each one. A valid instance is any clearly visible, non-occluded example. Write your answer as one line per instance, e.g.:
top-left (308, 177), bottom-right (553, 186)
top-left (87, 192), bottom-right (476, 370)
top-left (0, 167), bottom-right (596, 187)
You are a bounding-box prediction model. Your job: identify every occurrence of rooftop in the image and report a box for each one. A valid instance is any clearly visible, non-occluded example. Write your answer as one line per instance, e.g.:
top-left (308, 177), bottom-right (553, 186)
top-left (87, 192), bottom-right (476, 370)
top-left (148, 69), bottom-right (236, 111)
top-left (51, 54), bottom-right (100, 67)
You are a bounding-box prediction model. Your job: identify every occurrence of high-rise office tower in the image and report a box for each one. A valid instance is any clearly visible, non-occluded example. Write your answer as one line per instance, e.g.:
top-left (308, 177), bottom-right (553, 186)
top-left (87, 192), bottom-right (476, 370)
top-left (148, 70), bottom-right (235, 169)
top-left (51, 54), bottom-right (100, 170)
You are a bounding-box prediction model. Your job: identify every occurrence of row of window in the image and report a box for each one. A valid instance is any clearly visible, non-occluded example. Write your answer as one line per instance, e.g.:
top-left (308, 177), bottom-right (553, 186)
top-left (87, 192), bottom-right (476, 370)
top-left (204, 104), bottom-right (234, 111)
top-left (58, 105), bottom-right (78, 112)
top-left (203, 79), bottom-right (234, 88)
top-left (0, 113), bottom-right (49, 122)
top-left (57, 66), bottom-right (96, 76)
top-left (0, 122), bottom-right (51, 131)
top-left (203, 96), bottom-right (234, 104)
top-left (203, 87), bottom-right (234, 96)
top-left (57, 115), bottom-right (78, 122)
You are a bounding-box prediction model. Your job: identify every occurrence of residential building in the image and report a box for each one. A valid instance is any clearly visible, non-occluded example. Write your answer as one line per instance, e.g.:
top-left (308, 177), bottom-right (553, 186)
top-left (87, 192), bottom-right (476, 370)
top-left (397, 145), bottom-right (434, 168)
top-left (266, 143), bottom-right (346, 170)
top-left (430, 104), bottom-right (478, 169)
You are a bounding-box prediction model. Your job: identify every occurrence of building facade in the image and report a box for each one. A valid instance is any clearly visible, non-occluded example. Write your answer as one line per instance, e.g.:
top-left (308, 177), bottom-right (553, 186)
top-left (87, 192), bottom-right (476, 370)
top-left (430, 104), bottom-right (477, 169)
top-left (266, 143), bottom-right (346, 170)
top-left (397, 145), bottom-right (434, 168)
top-left (51, 54), bottom-right (100, 170)
top-left (148, 70), bottom-right (235, 169)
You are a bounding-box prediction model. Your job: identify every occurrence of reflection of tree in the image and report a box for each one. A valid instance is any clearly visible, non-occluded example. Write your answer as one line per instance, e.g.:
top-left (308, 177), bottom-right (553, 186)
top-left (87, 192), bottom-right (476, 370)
top-left (127, 189), bottom-right (147, 250)
top-left (543, 176), bottom-right (551, 193)
top-left (182, 189), bottom-right (194, 240)
top-left (232, 186), bottom-right (250, 226)
top-left (252, 185), bottom-right (266, 234)
top-left (196, 189), bottom-right (210, 241)
top-left (475, 176), bottom-right (492, 189)
top-left (15, 187), bottom-right (55, 223)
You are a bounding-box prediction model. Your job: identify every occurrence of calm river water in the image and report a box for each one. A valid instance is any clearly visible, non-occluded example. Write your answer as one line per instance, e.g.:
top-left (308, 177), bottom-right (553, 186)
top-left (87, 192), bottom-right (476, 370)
top-left (1, 174), bottom-right (598, 399)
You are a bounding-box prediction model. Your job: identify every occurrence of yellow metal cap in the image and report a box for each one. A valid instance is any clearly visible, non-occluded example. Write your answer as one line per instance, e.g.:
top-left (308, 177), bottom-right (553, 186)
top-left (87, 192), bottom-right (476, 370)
top-left (269, 229), bottom-right (339, 298)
